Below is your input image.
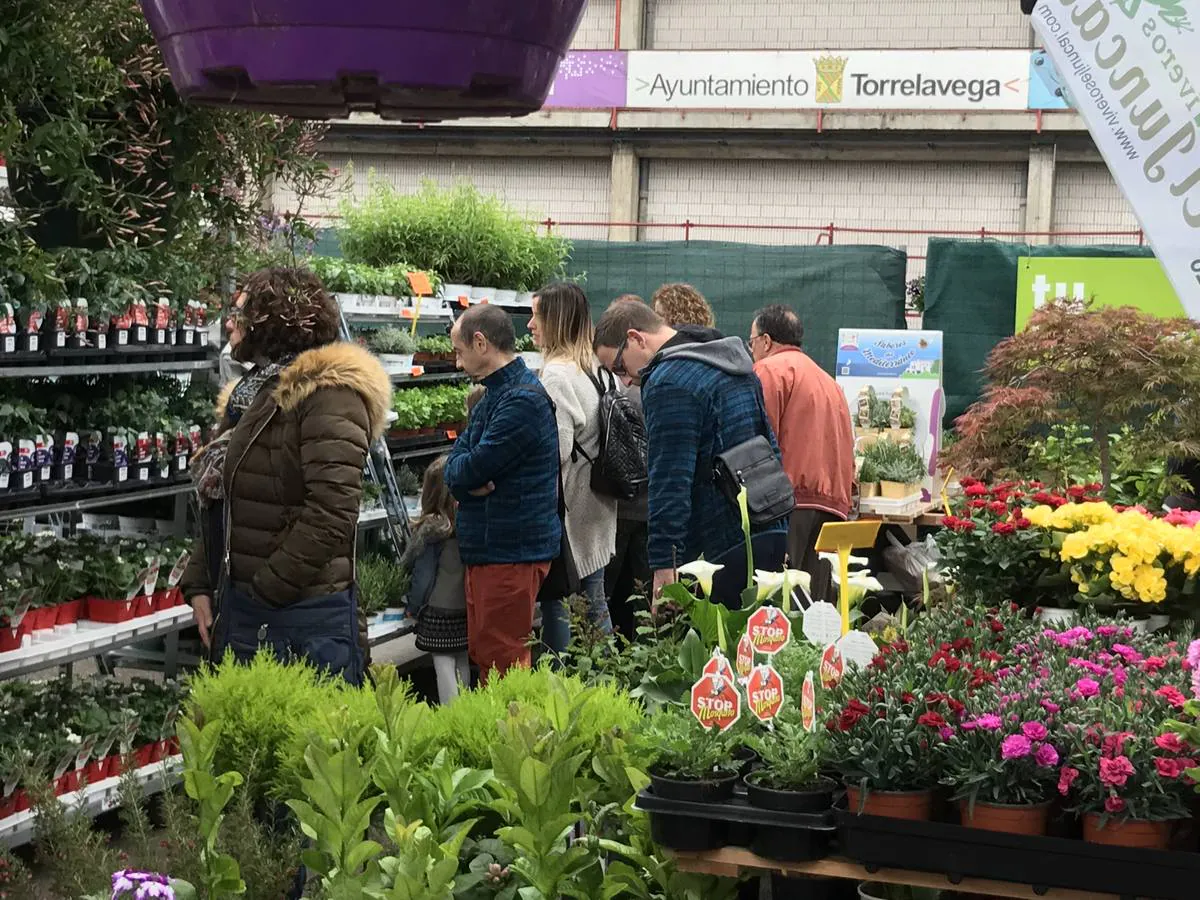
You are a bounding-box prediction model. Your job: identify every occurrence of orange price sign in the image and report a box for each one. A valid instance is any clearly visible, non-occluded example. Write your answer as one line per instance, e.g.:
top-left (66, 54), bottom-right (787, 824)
top-left (406, 271), bottom-right (433, 297)
top-left (400, 308), bottom-right (415, 319)
top-left (458, 295), bottom-right (471, 309)
top-left (445, 430), bottom-right (458, 440)
top-left (409, 366), bottom-right (425, 378)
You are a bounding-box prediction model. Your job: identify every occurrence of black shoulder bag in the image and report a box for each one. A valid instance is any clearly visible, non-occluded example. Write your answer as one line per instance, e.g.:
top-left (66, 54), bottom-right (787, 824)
top-left (712, 384), bottom-right (794, 526)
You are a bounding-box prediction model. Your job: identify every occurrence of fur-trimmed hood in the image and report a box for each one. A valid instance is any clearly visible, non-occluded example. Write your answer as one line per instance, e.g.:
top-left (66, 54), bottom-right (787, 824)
top-left (215, 342), bottom-right (392, 440)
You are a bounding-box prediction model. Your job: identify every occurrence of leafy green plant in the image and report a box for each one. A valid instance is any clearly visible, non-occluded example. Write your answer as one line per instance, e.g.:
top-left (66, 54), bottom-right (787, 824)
top-left (339, 181), bottom-right (570, 290)
top-left (514, 335), bottom-right (536, 353)
top-left (633, 705), bottom-right (738, 782)
top-left (358, 554), bottom-right (409, 616)
top-left (396, 465), bottom-right (422, 496)
top-left (416, 335), bottom-right (454, 356)
top-left (746, 716), bottom-right (828, 791)
top-left (369, 327), bottom-right (418, 356)
top-left (177, 717), bottom-right (247, 899)
top-left (863, 439), bottom-right (924, 485)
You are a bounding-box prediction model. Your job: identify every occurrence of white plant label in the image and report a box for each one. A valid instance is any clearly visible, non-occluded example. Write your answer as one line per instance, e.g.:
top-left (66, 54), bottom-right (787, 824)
top-left (837, 630), bottom-right (880, 669)
top-left (802, 601), bottom-right (842, 647)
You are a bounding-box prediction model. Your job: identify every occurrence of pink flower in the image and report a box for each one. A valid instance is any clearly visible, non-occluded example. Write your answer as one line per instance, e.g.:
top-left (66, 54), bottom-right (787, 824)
top-left (1155, 733), bottom-right (1186, 754)
top-left (959, 719), bottom-right (978, 731)
top-left (1075, 678), bottom-right (1101, 698)
top-left (1155, 757), bottom-right (1186, 779)
top-left (940, 727), bottom-right (955, 740)
top-left (1113, 644), bottom-right (1143, 664)
top-left (1035, 743), bottom-right (1060, 767)
top-left (1105, 795), bottom-right (1127, 814)
top-left (1058, 766), bottom-right (1079, 795)
top-left (1041, 700), bottom-right (1061, 714)
top-left (1096, 625), bottom-right (1119, 637)
top-left (1022, 721), bottom-right (1048, 741)
top-left (1188, 639), bottom-right (1200, 671)
top-left (1112, 665), bottom-right (1127, 686)
top-left (1099, 756), bottom-right (1135, 788)
top-left (1156, 686), bottom-right (1187, 709)
top-left (976, 714), bottom-right (1003, 731)
top-left (1192, 666), bottom-right (1200, 702)
top-left (1002, 735), bottom-right (1032, 759)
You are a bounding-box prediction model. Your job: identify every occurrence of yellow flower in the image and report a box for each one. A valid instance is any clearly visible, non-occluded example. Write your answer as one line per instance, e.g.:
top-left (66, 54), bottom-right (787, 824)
top-left (1023, 505), bottom-right (1055, 528)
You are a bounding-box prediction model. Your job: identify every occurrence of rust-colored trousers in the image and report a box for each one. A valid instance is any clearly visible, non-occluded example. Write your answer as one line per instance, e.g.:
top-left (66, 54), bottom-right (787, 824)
top-left (465, 562), bottom-right (550, 681)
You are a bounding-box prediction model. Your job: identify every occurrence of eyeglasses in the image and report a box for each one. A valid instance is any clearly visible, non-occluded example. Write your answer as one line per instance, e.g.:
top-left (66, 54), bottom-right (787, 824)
top-left (611, 338), bottom-right (629, 377)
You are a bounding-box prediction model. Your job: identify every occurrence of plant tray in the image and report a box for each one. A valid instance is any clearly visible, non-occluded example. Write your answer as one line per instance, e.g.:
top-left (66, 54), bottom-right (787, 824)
top-left (859, 493), bottom-right (925, 517)
top-left (139, 0), bottom-right (587, 120)
top-left (636, 788), bottom-right (837, 862)
top-left (836, 809), bottom-right (1200, 899)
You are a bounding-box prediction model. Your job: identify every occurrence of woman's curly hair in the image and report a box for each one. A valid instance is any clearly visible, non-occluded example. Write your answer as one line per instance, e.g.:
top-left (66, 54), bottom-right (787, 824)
top-left (232, 267), bottom-right (341, 363)
top-left (651, 283), bottom-right (716, 329)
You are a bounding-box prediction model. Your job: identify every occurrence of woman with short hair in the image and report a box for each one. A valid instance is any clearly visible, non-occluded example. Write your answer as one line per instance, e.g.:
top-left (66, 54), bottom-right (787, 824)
top-left (527, 282), bottom-right (618, 653)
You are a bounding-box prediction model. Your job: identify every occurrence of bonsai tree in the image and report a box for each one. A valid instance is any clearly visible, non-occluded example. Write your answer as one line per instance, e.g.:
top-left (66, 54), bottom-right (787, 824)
top-left (944, 301), bottom-right (1200, 491)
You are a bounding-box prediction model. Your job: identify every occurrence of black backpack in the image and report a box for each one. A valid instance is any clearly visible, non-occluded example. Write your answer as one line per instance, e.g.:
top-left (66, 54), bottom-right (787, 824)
top-left (576, 368), bottom-right (648, 501)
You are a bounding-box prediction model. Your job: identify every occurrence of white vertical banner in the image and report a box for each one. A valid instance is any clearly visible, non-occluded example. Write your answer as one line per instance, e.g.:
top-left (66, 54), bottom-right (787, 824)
top-left (1029, 0), bottom-right (1200, 318)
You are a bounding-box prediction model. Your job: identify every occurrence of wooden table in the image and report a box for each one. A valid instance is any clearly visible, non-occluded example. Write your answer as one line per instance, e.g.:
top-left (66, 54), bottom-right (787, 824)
top-left (669, 847), bottom-right (1119, 899)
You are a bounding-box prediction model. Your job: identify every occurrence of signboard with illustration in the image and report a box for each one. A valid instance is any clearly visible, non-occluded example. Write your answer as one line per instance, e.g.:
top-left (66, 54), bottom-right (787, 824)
top-left (1014, 257), bottom-right (1185, 329)
top-left (835, 329), bottom-right (945, 502)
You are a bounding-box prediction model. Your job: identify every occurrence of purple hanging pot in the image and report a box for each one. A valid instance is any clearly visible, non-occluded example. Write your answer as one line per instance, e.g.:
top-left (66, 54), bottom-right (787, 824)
top-left (139, 0), bottom-right (588, 120)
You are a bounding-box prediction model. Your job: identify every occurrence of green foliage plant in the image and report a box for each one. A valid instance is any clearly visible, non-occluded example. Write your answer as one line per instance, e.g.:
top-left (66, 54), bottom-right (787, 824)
top-left (177, 717), bottom-right (247, 899)
top-left (633, 705), bottom-right (738, 782)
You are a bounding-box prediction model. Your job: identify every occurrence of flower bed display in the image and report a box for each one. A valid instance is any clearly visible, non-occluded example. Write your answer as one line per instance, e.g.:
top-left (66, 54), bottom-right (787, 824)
top-left (0, 533), bottom-right (191, 653)
top-left (0, 676), bottom-right (185, 820)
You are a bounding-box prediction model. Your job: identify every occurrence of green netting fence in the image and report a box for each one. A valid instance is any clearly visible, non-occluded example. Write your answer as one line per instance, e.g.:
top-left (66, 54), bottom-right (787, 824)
top-left (922, 237), bottom-right (1155, 427)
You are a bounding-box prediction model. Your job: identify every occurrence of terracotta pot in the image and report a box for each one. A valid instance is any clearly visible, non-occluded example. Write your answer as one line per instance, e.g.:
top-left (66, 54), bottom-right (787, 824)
top-left (845, 786), bottom-right (932, 820)
top-left (959, 799), bottom-right (1050, 835)
top-left (1083, 813), bottom-right (1173, 849)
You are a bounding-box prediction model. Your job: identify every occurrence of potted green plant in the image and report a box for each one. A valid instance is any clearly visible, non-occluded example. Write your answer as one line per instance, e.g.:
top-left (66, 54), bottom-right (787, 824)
top-left (745, 716), bottom-right (835, 813)
top-left (357, 554), bottom-right (409, 625)
top-left (367, 326), bottom-right (417, 372)
top-left (415, 334), bottom-right (454, 365)
top-left (890, 405), bottom-right (917, 445)
top-left (865, 440), bottom-right (925, 499)
top-left (635, 704), bottom-right (739, 803)
top-left (858, 457), bottom-right (880, 499)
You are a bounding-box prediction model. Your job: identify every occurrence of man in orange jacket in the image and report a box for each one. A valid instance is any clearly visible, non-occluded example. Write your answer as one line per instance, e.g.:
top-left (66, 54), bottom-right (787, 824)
top-left (748, 305), bottom-right (855, 601)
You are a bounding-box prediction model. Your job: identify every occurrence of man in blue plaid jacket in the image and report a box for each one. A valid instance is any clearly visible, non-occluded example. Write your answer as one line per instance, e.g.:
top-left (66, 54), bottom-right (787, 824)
top-left (594, 298), bottom-right (787, 608)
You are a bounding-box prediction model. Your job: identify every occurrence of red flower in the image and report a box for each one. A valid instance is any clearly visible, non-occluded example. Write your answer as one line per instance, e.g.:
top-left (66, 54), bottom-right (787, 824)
top-left (1105, 795), bottom-right (1126, 814)
top-left (1099, 756), bottom-right (1134, 788)
top-left (901, 692), bottom-right (916, 704)
top-left (989, 619), bottom-right (1005, 634)
top-left (918, 712), bottom-right (947, 728)
top-left (988, 500), bottom-right (1009, 514)
top-left (1084, 482), bottom-right (1103, 492)
top-left (968, 499), bottom-right (988, 510)
top-left (942, 516), bottom-right (976, 532)
top-left (837, 698), bottom-right (871, 731)
top-left (960, 477), bottom-right (980, 488)
top-left (1154, 757), bottom-right (1189, 779)
top-left (1029, 481), bottom-right (1044, 489)
top-left (1032, 491), bottom-right (1054, 504)
top-left (1012, 516), bottom-right (1032, 530)
top-left (964, 483), bottom-right (989, 497)
top-left (1155, 733), bottom-right (1186, 754)
top-left (1156, 686), bottom-right (1187, 709)
top-left (992, 522), bottom-right (1016, 536)
top-left (1057, 766), bottom-right (1079, 796)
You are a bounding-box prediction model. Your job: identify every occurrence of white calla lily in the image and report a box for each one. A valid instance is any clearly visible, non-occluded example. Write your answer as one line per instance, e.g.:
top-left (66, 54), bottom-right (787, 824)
top-left (678, 559), bottom-right (725, 598)
top-left (754, 568), bottom-right (811, 602)
top-left (819, 551), bottom-right (869, 569)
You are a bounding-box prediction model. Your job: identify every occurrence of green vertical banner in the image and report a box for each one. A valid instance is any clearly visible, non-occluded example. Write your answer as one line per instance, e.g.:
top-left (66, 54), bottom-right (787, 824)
top-left (1013, 257), bottom-right (1185, 330)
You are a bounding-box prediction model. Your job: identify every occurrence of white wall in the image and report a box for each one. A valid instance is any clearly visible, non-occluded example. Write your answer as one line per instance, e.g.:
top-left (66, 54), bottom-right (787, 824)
top-left (645, 0), bottom-right (1033, 50)
top-left (643, 157), bottom-right (1026, 276)
top-left (1051, 163), bottom-right (1143, 247)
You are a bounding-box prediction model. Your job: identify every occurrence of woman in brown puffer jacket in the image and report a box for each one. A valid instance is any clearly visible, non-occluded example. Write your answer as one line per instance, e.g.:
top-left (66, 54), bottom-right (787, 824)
top-left (183, 267), bottom-right (391, 684)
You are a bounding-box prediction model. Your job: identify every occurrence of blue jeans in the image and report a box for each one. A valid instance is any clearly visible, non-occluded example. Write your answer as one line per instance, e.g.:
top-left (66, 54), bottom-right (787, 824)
top-left (541, 569), bottom-right (611, 654)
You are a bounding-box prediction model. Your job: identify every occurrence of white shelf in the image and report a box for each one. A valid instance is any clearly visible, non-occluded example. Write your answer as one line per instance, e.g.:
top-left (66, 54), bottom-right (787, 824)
top-left (0, 481), bottom-right (193, 522)
top-left (0, 755), bottom-right (183, 848)
top-left (367, 617), bottom-right (414, 647)
top-left (357, 506), bottom-right (389, 527)
top-left (0, 606), bottom-right (194, 679)
top-left (0, 358), bottom-right (216, 379)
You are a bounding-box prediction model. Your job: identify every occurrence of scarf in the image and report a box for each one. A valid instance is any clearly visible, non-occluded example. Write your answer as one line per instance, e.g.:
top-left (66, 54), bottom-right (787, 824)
top-left (191, 359), bottom-right (292, 507)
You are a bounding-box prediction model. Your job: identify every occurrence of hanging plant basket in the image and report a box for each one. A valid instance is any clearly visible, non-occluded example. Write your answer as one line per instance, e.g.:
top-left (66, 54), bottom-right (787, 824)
top-left (139, 0), bottom-right (588, 120)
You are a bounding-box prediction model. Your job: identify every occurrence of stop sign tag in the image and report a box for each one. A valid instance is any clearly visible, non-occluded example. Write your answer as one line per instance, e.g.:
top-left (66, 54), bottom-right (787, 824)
top-left (746, 605), bottom-right (792, 655)
top-left (703, 647), bottom-right (736, 683)
top-left (735, 632), bottom-right (755, 683)
top-left (690, 673), bottom-right (742, 732)
top-left (746, 664), bottom-right (785, 723)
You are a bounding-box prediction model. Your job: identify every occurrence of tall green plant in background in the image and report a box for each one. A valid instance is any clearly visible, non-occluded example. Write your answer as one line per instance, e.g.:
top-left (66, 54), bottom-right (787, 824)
top-left (177, 718), bottom-right (246, 899)
top-left (339, 180), bottom-right (571, 290)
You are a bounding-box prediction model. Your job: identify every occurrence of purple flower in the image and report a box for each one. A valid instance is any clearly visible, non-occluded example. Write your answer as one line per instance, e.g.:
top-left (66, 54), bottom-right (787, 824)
top-left (940, 727), bottom-right (955, 740)
top-left (1021, 721), bottom-right (1048, 741)
top-left (1034, 743), bottom-right (1059, 767)
top-left (1074, 677), bottom-right (1100, 698)
top-left (1191, 665), bottom-right (1200, 702)
top-left (976, 714), bottom-right (1003, 731)
top-left (1001, 735), bottom-right (1033, 759)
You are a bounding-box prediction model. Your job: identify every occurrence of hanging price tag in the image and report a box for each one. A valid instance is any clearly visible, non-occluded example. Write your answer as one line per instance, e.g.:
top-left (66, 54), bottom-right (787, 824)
top-left (689, 673), bottom-right (741, 732)
top-left (746, 605), bottom-right (792, 655)
top-left (702, 647), bottom-right (735, 683)
top-left (410, 366), bottom-right (425, 377)
top-left (746, 664), bottom-right (785, 723)
top-left (735, 632), bottom-right (754, 683)
top-left (802, 601), bottom-right (842, 648)
top-left (801, 671), bottom-right (817, 732)
top-left (445, 430), bottom-right (458, 440)
top-left (820, 644), bottom-right (845, 689)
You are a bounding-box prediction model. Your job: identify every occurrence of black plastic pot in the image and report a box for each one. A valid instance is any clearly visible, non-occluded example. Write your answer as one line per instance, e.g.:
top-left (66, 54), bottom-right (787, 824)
top-left (648, 769), bottom-right (738, 804)
top-left (733, 746), bottom-right (760, 780)
top-left (746, 773), bottom-right (837, 813)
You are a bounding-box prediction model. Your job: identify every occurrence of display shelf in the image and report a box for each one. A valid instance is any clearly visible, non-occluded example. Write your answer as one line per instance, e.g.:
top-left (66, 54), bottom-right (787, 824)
top-left (0, 357), bottom-right (216, 379)
top-left (391, 440), bottom-right (455, 461)
top-left (0, 755), bottom-right (183, 848)
top-left (0, 606), bottom-right (194, 680)
top-left (667, 848), bottom-right (1117, 900)
top-left (357, 506), bottom-right (389, 528)
top-left (0, 481), bottom-right (193, 522)
top-left (391, 371), bottom-right (467, 384)
top-left (367, 617), bottom-right (414, 647)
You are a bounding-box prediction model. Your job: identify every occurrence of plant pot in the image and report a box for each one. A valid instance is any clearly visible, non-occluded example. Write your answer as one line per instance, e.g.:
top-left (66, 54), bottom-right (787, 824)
top-left (732, 746), bottom-right (759, 780)
top-left (1037, 607), bottom-right (1078, 627)
top-left (958, 799), bottom-right (1051, 835)
top-left (56, 598), bottom-right (83, 626)
top-left (648, 768), bottom-right (738, 804)
top-left (86, 596), bottom-right (135, 623)
top-left (845, 786), bottom-right (932, 821)
top-left (1083, 813), bottom-right (1173, 849)
top-left (133, 744), bottom-right (155, 769)
top-left (860, 481), bottom-right (880, 499)
top-left (31, 606), bottom-right (56, 632)
top-left (858, 883), bottom-right (889, 900)
top-left (0, 626), bottom-right (24, 652)
top-left (746, 773), bottom-right (836, 813)
top-left (139, 0), bottom-right (587, 120)
top-left (152, 589), bottom-right (173, 612)
top-left (887, 428), bottom-right (914, 445)
top-left (1145, 614), bottom-right (1172, 632)
top-left (878, 480), bottom-right (919, 500)
top-left (133, 593), bottom-right (155, 618)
